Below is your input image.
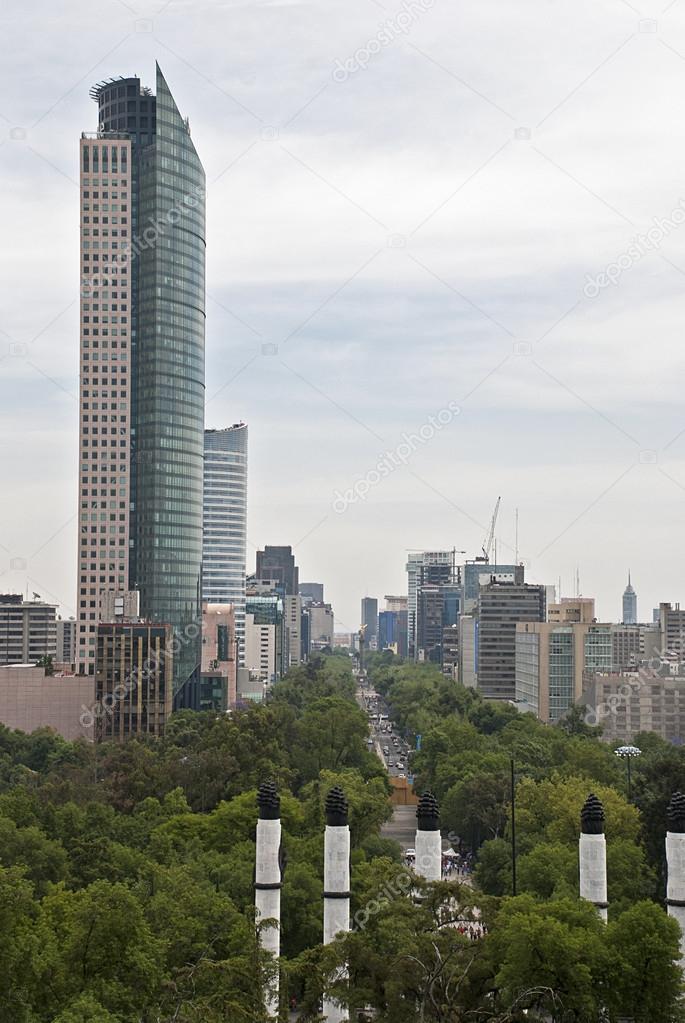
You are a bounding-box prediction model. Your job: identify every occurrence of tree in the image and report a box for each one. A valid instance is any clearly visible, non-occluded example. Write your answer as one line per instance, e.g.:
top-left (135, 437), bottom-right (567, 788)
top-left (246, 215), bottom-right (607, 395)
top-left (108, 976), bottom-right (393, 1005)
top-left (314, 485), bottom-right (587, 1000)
top-left (39, 880), bottom-right (164, 1018)
top-left (605, 901), bottom-right (684, 1022)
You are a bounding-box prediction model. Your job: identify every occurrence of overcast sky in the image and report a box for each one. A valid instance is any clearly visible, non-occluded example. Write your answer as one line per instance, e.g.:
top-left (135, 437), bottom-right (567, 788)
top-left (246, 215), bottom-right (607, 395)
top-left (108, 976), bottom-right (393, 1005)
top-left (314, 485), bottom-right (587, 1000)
top-left (2, 0), bottom-right (685, 632)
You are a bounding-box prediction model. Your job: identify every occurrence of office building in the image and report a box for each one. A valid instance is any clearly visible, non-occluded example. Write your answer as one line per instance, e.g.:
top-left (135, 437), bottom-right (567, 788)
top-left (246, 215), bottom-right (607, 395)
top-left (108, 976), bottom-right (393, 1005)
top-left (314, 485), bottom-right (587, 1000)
top-left (284, 594), bottom-right (302, 667)
top-left (255, 546), bottom-right (298, 595)
top-left (406, 551), bottom-right (455, 659)
top-left (478, 569), bottom-right (546, 701)
top-left (300, 582), bottom-right (324, 604)
top-left (622, 573), bottom-right (638, 624)
top-left (55, 618), bottom-right (77, 668)
top-left (0, 666), bottom-right (94, 741)
top-left (202, 425), bottom-right (248, 662)
top-left (611, 623), bottom-right (662, 670)
top-left (77, 65), bottom-right (206, 705)
top-left (582, 672), bottom-right (685, 744)
top-left (361, 597), bottom-right (378, 650)
top-left (308, 602), bottom-right (334, 651)
top-left (415, 579), bottom-right (463, 666)
top-left (94, 621), bottom-right (173, 740)
top-left (459, 615), bottom-right (477, 688)
top-left (197, 603), bottom-right (236, 711)
top-left (378, 610), bottom-right (398, 651)
top-left (416, 585), bottom-right (444, 662)
top-left (442, 624), bottom-right (459, 677)
top-left (659, 603), bottom-right (685, 661)
top-left (384, 595), bottom-right (407, 613)
top-left (548, 597), bottom-right (596, 624)
top-left (0, 595), bottom-right (57, 666)
top-left (515, 622), bottom-right (613, 723)
top-left (245, 587), bottom-right (286, 683)
top-left (245, 613), bottom-right (277, 685)
top-left (462, 560), bottom-right (519, 613)
top-left (397, 609), bottom-right (408, 659)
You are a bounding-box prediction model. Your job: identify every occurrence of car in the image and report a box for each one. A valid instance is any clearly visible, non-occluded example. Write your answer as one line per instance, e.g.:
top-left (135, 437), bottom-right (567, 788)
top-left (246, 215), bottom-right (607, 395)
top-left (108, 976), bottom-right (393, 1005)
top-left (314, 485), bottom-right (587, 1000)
top-left (388, 759), bottom-right (395, 767)
top-left (396, 762), bottom-right (405, 771)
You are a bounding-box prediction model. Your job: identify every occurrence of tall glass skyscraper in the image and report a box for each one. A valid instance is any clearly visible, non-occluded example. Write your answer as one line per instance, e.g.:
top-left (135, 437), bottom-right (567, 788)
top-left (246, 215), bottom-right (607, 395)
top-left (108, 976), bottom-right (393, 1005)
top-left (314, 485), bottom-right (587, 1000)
top-left (202, 425), bottom-right (248, 662)
top-left (77, 65), bottom-right (205, 699)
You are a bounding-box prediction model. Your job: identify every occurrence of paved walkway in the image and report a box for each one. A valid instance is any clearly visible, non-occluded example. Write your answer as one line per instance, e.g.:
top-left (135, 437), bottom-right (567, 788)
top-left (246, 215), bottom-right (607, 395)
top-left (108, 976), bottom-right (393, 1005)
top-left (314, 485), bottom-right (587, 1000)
top-left (381, 803), bottom-right (417, 851)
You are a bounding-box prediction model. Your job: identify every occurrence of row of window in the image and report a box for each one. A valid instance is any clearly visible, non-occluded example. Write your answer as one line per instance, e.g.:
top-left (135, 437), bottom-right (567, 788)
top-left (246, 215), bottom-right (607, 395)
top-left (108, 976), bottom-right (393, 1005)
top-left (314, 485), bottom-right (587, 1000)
top-left (82, 178), bottom-right (128, 187)
top-left (82, 146), bottom-right (128, 175)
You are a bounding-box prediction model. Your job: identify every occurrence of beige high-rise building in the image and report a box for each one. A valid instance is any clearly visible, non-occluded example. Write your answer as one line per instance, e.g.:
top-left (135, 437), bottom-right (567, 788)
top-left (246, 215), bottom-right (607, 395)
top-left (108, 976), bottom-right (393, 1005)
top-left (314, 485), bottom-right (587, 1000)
top-left (245, 613), bottom-right (276, 684)
top-left (201, 603), bottom-right (237, 708)
top-left (284, 594), bottom-right (302, 666)
top-left (77, 131), bottom-right (133, 675)
top-left (547, 597), bottom-right (596, 624)
top-left (515, 621), bottom-right (613, 723)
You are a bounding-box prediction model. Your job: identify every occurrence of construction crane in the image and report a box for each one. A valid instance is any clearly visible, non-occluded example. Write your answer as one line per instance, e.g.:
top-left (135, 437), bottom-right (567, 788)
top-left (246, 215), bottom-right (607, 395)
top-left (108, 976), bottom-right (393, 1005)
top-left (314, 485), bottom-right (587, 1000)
top-left (481, 496), bottom-right (501, 563)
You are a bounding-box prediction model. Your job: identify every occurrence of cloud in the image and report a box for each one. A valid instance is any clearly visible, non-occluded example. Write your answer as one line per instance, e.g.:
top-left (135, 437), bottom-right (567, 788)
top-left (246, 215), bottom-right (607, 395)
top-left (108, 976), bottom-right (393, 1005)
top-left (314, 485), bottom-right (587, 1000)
top-left (1, 0), bottom-right (684, 628)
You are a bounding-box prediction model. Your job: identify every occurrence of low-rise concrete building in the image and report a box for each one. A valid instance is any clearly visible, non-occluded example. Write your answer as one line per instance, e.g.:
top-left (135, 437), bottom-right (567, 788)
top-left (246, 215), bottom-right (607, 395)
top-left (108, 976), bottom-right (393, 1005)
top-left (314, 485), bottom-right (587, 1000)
top-left (0, 665), bottom-right (94, 741)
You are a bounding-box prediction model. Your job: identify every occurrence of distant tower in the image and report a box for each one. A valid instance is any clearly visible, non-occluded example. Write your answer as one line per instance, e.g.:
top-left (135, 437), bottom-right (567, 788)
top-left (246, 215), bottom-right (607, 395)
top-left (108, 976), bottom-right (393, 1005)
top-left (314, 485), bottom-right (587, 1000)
top-left (622, 573), bottom-right (637, 624)
top-left (579, 793), bottom-right (608, 922)
top-left (255, 782), bottom-right (282, 1019)
top-left (323, 787), bottom-right (351, 1023)
top-left (414, 791), bottom-right (442, 882)
top-left (203, 425), bottom-right (248, 664)
top-left (666, 791), bottom-right (685, 968)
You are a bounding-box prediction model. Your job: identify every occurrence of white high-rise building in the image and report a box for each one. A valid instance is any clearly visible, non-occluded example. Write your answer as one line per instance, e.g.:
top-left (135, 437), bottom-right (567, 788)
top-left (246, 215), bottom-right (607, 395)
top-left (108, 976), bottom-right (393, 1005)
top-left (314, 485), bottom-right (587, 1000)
top-left (202, 425), bottom-right (248, 662)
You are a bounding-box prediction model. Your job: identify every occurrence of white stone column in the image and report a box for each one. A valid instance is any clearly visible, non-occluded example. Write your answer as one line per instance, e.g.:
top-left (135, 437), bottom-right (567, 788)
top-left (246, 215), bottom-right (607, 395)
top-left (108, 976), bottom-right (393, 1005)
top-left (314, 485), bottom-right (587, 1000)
top-left (255, 782), bottom-right (282, 1019)
top-left (666, 792), bottom-right (685, 969)
top-left (323, 787), bottom-right (350, 1023)
top-left (414, 791), bottom-right (442, 883)
top-left (579, 793), bottom-right (608, 923)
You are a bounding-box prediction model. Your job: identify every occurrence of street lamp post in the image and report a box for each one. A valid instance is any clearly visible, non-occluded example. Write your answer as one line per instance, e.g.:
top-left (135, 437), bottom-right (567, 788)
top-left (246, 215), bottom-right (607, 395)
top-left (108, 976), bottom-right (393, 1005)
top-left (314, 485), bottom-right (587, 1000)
top-left (510, 758), bottom-right (517, 896)
top-left (614, 745), bottom-right (642, 801)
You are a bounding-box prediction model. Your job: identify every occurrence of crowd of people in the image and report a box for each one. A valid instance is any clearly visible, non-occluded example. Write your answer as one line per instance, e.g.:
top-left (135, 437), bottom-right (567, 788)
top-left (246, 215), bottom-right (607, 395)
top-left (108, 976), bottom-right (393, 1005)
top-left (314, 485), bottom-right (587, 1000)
top-left (442, 851), bottom-right (474, 878)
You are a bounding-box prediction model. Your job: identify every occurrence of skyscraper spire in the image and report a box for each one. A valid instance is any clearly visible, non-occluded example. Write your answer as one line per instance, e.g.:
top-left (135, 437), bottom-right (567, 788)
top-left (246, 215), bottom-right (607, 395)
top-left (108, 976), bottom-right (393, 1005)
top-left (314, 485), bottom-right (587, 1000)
top-left (622, 572), bottom-right (637, 625)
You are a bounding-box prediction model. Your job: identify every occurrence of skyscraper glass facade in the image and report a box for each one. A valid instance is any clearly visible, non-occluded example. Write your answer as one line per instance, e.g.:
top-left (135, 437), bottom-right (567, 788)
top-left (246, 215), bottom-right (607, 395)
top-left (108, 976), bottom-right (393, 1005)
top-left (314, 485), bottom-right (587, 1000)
top-left (80, 66), bottom-right (205, 698)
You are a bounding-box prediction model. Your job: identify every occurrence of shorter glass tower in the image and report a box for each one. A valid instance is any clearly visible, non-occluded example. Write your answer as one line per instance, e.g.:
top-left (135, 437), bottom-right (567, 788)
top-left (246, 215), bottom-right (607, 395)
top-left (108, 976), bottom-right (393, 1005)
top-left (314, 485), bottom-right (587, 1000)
top-left (202, 425), bottom-right (248, 662)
